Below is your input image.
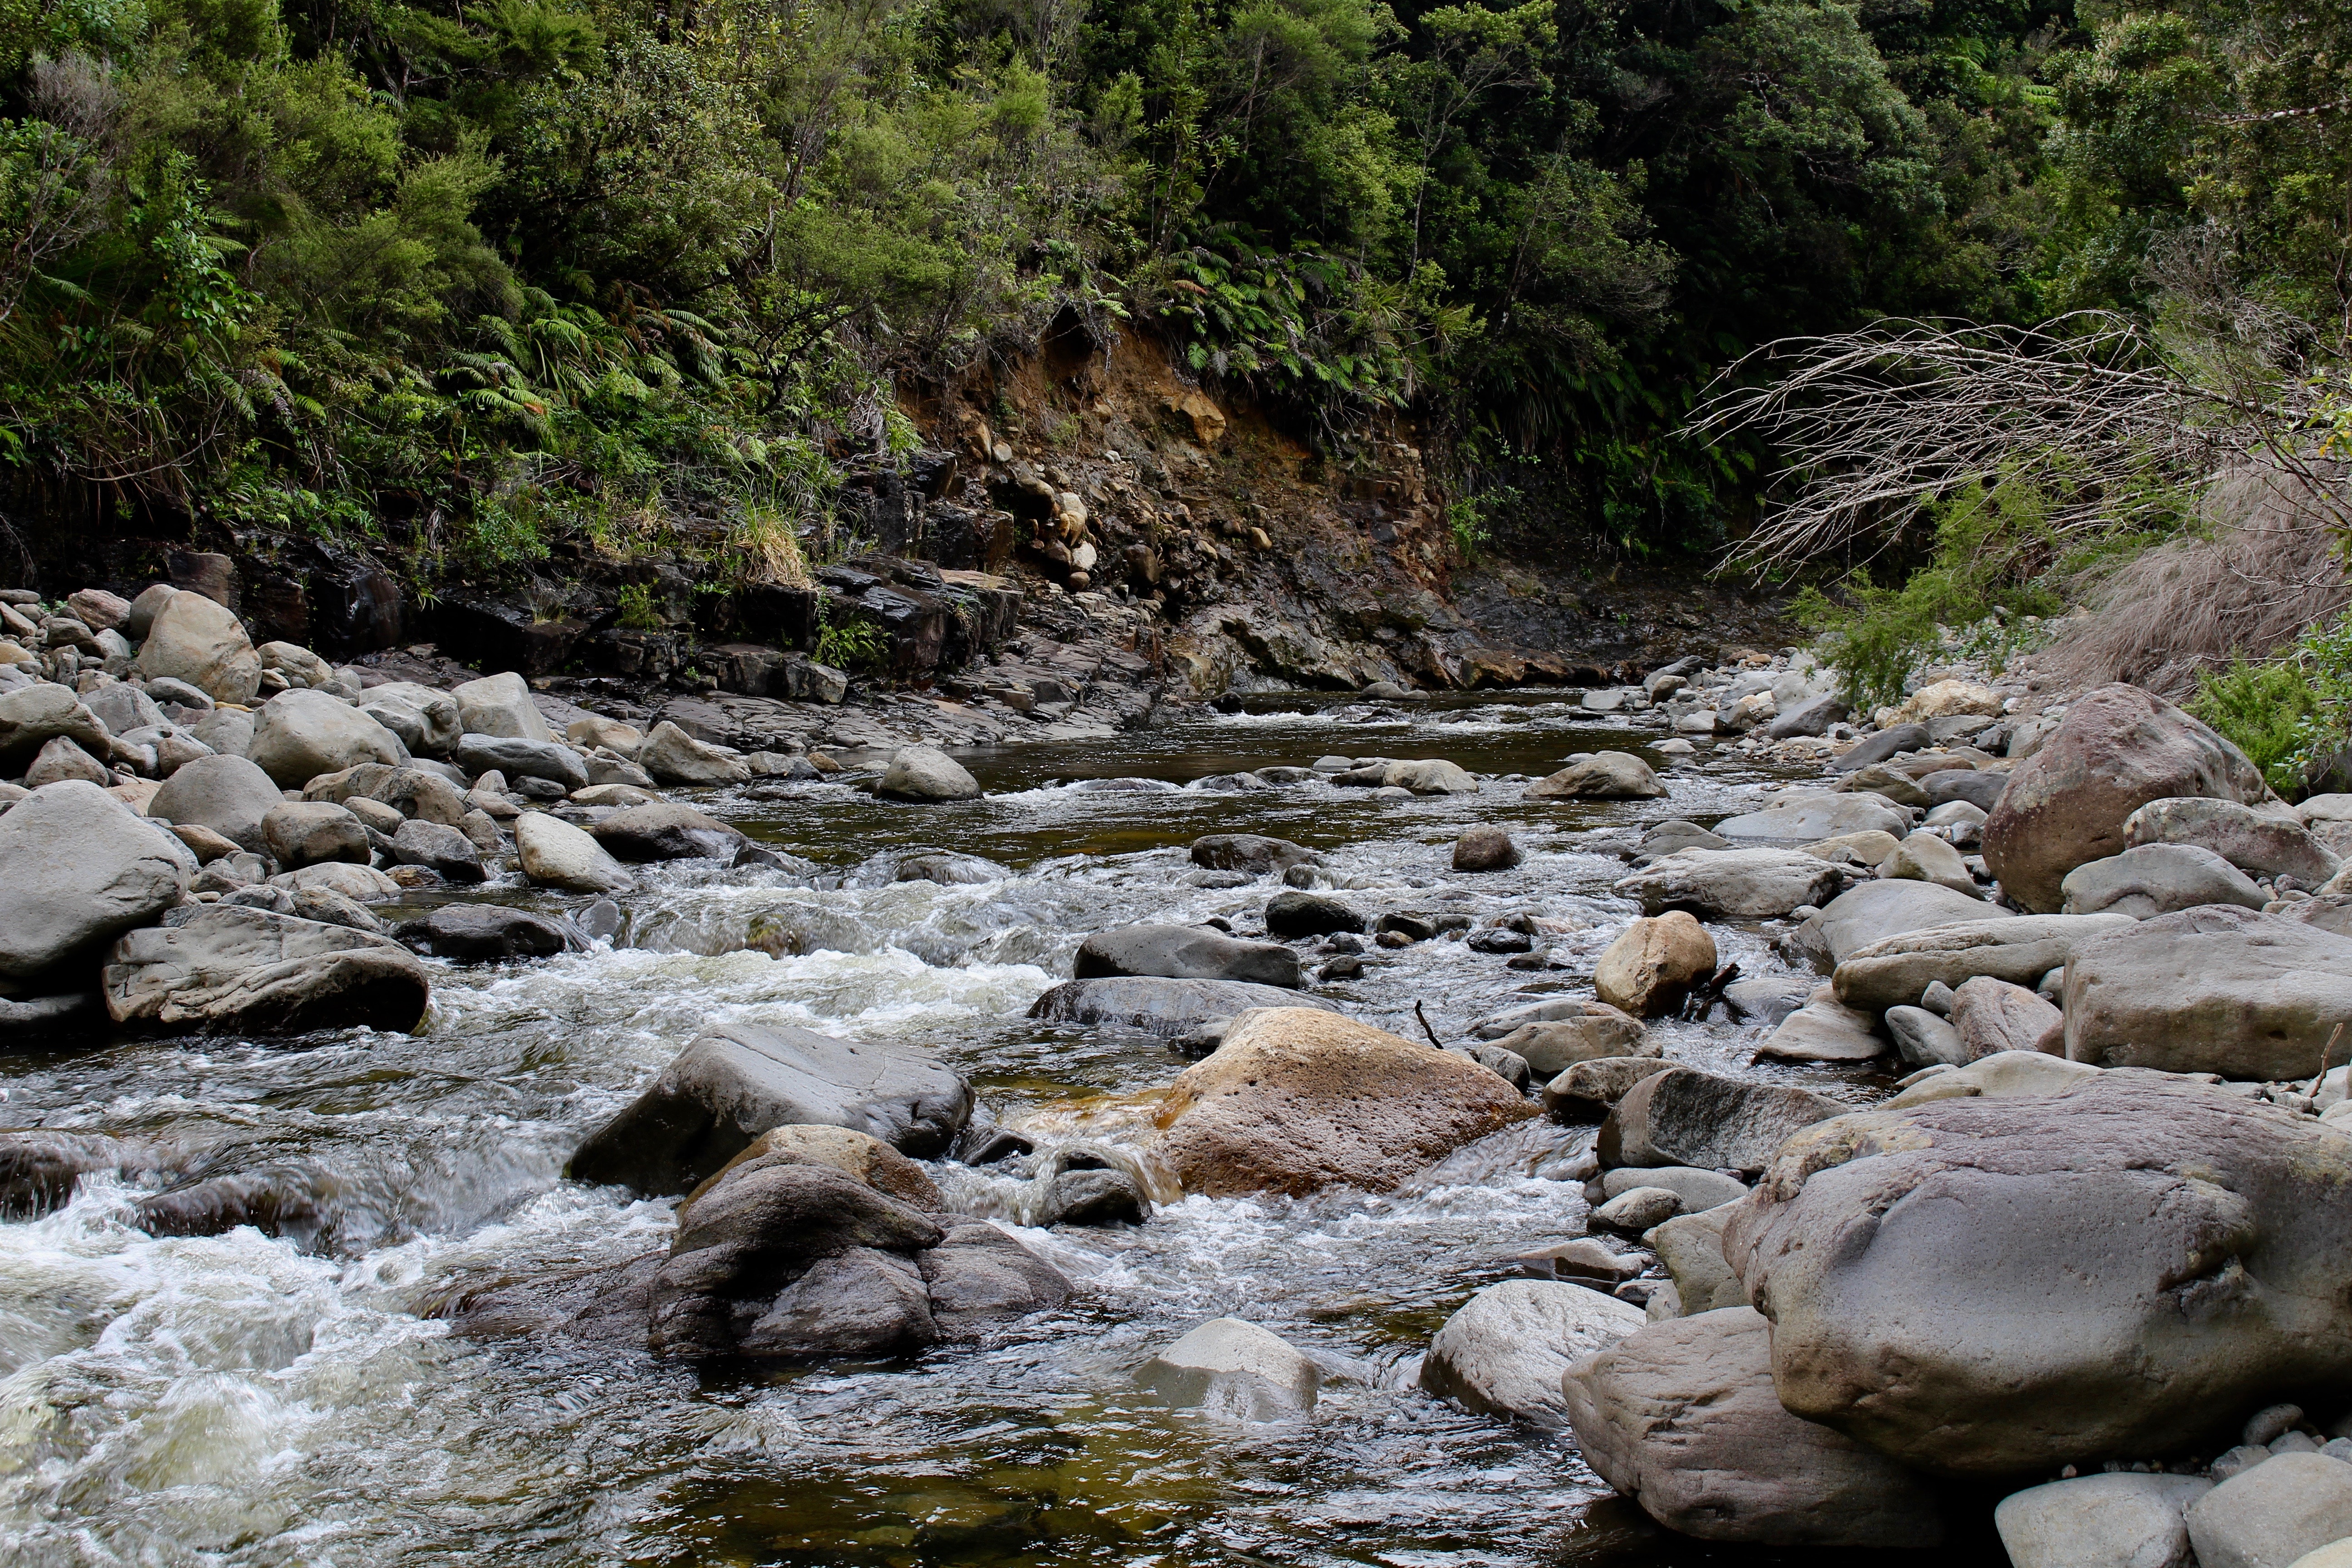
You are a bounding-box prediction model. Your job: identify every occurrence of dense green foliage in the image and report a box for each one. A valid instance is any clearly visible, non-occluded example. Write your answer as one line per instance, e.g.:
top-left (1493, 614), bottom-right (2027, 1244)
top-left (0, 0), bottom-right (2342, 576)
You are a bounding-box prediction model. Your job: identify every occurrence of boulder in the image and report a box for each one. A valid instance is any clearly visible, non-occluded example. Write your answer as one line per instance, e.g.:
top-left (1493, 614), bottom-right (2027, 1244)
top-left (122, 583), bottom-right (177, 642)
top-left (255, 640), bottom-right (333, 688)
top-left (1880, 830), bottom-right (1981, 896)
top-left (1721, 977), bottom-right (1813, 1027)
top-left (1592, 1185), bottom-right (1685, 1232)
top-left (1492, 1009), bottom-right (1651, 1076)
top-left (1950, 975), bottom-right (2063, 1058)
top-left (2063, 905), bottom-right (2352, 1078)
top-left (1890, 678), bottom-right (2004, 724)
top-left (388, 818), bottom-right (488, 883)
top-left (187, 709), bottom-right (253, 759)
top-left (1832, 912), bottom-right (2134, 1013)
top-left (24, 734), bottom-right (110, 786)
top-left (1190, 833), bottom-right (1318, 875)
top-left (451, 671), bottom-right (553, 743)
top-left (104, 904), bottom-right (430, 1033)
top-left (260, 801), bottom-right (371, 868)
top-left (270, 861), bottom-right (400, 900)
top-left (394, 902), bottom-right (573, 961)
top-left (1592, 912), bottom-right (1716, 1017)
top-left (1137, 1318), bottom-right (1319, 1420)
top-left (455, 734), bottom-right (588, 791)
top-left (0, 780), bottom-right (194, 980)
top-left (1598, 1067), bottom-right (1847, 1173)
top-left (1601, 1164), bottom-right (1748, 1211)
top-left (1795, 879), bottom-right (2009, 969)
top-left (918, 1223), bottom-right (1073, 1337)
top-left (1452, 826), bottom-right (1522, 872)
top-left (0, 1128), bottom-right (176, 1216)
top-left (567, 715), bottom-right (643, 754)
top-left (568, 1018), bottom-right (974, 1192)
top-left (1886, 1005), bottom-right (1968, 1068)
top-left (354, 681), bottom-right (462, 757)
top-left (1074, 923), bottom-right (1302, 989)
top-left (893, 852), bottom-right (1010, 885)
top-left (588, 801), bottom-right (749, 862)
top-left (515, 811), bottom-right (635, 893)
top-left (677, 1122), bottom-right (945, 1221)
top-left (2062, 842), bottom-right (2267, 917)
top-left (81, 681), bottom-right (166, 738)
top-left (135, 590), bottom-right (260, 705)
top-left (1724, 1071), bottom-right (2352, 1475)
top-left (1919, 770), bottom-right (2010, 813)
top-left (1418, 1280), bottom-right (1645, 1426)
top-left (1615, 848), bottom-right (1843, 919)
top-left (2187, 1454), bottom-right (2352, 1568)
top-left (2124, 796), bottom-right (2341, 886)
top-left (1264, 890), bottom-right (1367, 937)
top-left (1651, 1205), bottom-right (1745, 1315)
top-left (642, 720), bottom-right (753, 787)
top-left (305, 763), bottom-right (469, 826)
top-left (1831, 723), bottom-right (1931, 772)
top-left (873, 744), bottom-right (976, 801)
top-left (0, 682), bottom-right (108, 771)
top-left (66, 587), bottom-right (132, 631)
top-left (1713, 792), bottom-right (1910, 843)
top-left (1985, 684), bottom-right (2274, 911)
top-left (1150, 1007), bottom-right (1536, 1196)
top-left (1755, 998), bottom-right (1886, 1062)
top-left (1995, 1473), bottom-right (2212, 1568)
top-left (1562, 1308), bottom-right (1945, 1545)
top-left (1633, 820), bottom-right (1730, 862)
top-left (1526, 752), bottom-right (1667, 800)
top-left (1841, 762), bottom-right (1934, 808)
top-left (1026, 976), bottom-right (1336, 1035)
top-left (1382, 758), bottom-right (1480, 794)
top-left (1767, 693), bottom-right (1846, 738)
top-left (1542, 1057), bottom-right (1673, 1119)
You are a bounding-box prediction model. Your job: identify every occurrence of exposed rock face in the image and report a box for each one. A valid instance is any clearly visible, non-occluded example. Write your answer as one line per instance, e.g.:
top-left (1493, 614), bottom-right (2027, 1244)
top-left (515, 811), bottom-right (636, 893)
top-left (1615, 848), bottom-right (1843, 920)
top-left (1025, 976), bottom-right (1336, 1034)
top-left (1831, 913), bottom-right (2133, 1013)
top-left (1562, 1307), bottom-right (1946, 1546)
top-left (1417, 1280), bottom-right (1645, 1426)
top-left (1526, 752), bottom-right (1666, 800)
top-left (2061, 842), bottom-right (2268, 917)
top-left (451, 671), bottom-right (553, 743)
top-left (0, 781), bottom-right (195, 981)
top-left (1592, 912), bottom-right (1716, 1017)
top-left (1137, 1318), bottom-right (1319, 1420)
top-left (246, 689), bottom-right (405, 786)
top-left (104, 904), bottom-right (430, 1034)
top-left (1074, 923), bottom-right (1303, 989)
top-left (588, 801), bottom-right (749, 861)
top-left (2063, 906), bottom-right (2352, 1079)
top-left (1984, 684), bottom-right (2274, 911)
top-left (568, 1019), bottom-right (973, 1193)
top-left (1150, 1007), bottom-right (1535, 1196)
top-left (1723, 1071), bottom-right (2352, 1476)
top-left (137, 590), bottom-right (260, 705)
top-left (1598, 1067), bottom-right (1846, 1173)
top-left (874, 744), bottom-right (978, 801)
top-left (2123, 796), bottom-right (2340, 886)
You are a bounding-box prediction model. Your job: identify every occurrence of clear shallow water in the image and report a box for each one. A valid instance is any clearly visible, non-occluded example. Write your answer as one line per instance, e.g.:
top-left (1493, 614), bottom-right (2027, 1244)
top-left (0, 697), bottom-right (1982, 1567)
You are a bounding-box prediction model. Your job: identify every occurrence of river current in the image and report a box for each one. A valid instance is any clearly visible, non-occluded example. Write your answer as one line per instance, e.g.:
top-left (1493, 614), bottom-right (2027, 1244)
top-left (0, 696), bottom-right (1970, 1568)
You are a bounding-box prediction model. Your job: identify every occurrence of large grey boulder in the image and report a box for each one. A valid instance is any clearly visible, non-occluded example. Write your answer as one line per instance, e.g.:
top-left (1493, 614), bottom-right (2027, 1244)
top-left (1793, 878), bottom-right (2012, 969)
top-left (1562, 1307), bottom-right (1945, 1545)
top-left (456, 734), bottom-right (588, 791)
top-left (81, 681), bottom-right (165, 738)
top-left (135, 591), bottom-right (259, 705)
top-left (588, 801), bottom-right (748, 861)
top-left (0, 781), bottom-right (194, 980)
top-left (451, 671), bottom-right (553, 743)
top-left (567, 1018), bottom-right (974, 1192)
top-left (1755, 996), bottom-right (1886, 1062)
top-left (1137, 1318), bottom-right (1319, 1421)
top-left (1886, 1004), bottom-right (1967, 1068)
top-left (260, 801), bottom-right (371, 868)
top-left (1723, 1071), bottom-right (2352, 1476)
top-left (1190, 833), bottom-right (1318, 875)
top-left (2061, 842), bottom-right (2268, 917)
top-left (104, 904), bottom-right (429, 1033)
top-left (305, 763), bottom-right (468, 826)
top-left (1950, 975), bottom-right (2063, 1058)
top-left (640, 720), bottom-right (752, 786)
top-left (1713, 792), bottom-right (1910, 843)
top-left (1985, 683), bottom-right (2274, 912)
top-left (1879, 830), bottom-right (1981, 896)
top-left (24, 734), bottom-right (109, 786)
top-left (875, 744), bottom-right (978, 801)
top-left (388, 818), bottom-right (487, 883)
top-left (2125, 796), bottom-right (2341, 886)
top-left (187, 708), bottom-right (253, 759)
top-left (1614, 848), bottom-right (1843, 920)
top-left (1831, 912), bottom-right (2134, 1013)
top-left (355, 681), bottom-right (462, 758)
top-left (1492, 1008), bottom-right (1651, 1076)
top-left (1651, 1205), bottom-right (1745, 1315)
top-left (1417, 1280), bottom-right (1644, 1426)
top-left (515, 812), bottom-right (634, 893)
top-left (2063, 905), bottom-right (2352, 1078)
top-left (1995, 1473), bottom-right (2210, 1568)
top-left (394, 903), bottom-right (572, 961)
top-left (2186, 1453), bottom-right (2352, 1568)
top-left (1074, 923), bottom-right (1302, 989)
top-left (1598, 1067), bottom-right (1847, 1173)
top-left (919, 1222), bottom-right (1074, 1337)
top-left (1526, 752), bottom-right (1666, 800)
top-left (0, 683), bottom-right (109, 771)
top-left (1026, 976), bottom-right (1336, 1034)
top-left (1381, 758), bottom-right (1480, 794)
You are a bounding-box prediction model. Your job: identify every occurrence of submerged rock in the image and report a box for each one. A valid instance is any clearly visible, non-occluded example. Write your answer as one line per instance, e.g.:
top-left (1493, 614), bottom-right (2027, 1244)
top-left (1027, 975), bottom-right (1334, 1035)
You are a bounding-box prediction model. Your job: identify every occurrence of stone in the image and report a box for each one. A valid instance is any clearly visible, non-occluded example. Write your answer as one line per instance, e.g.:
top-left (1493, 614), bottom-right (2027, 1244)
top-left (588, 801), bottom-right (748, 861)
top-left (122, 583), bottom-right (177, 642)
top-left (2188, 1455), bottom-right (2352, 1568)
top-left (1755, 998), bottom-right (1886, 1062)
top-left (0, 781), bottom-right (194, 980)
top-left (1137, 1318), bottom-right (1318, 1420)
top-left (1419, 1280), bottom-right (1645, 1426)
top-left (1151, 1007), bottom-right (1535, 1196)
top-left (568, 1018), bottom-right (973, 1192)
top-left (678, 1122), bottom-right (945, 1220)
top-left (1598, 1067), bottom-right (1847, 1173)
top-left (1452, 826), bottom-right (1522, 871)
top-left (1720, 978), bottom-right (1812, 1027)
top-left (1886, 1004), bottom-right (1968, 1067)
top-left (1890, 678), bottom-right (2005, 724)
top-left (104, 904), bottom-right (430, 1033)
top-left (0, 1128), bottom-right (176, 1216)
top-left (2125, 796), bottom-right (2342, 886)
top-left (1264, 889), bottom-right (1367, 937)
top-left (1633, 820), bottom-right (1730, 861)
top-left (1035, 1153), bottom-right (1150, 1226)
top-left (893, 852), bottom-right (1010, 885)
top-left (918, 1223), bottom-right (1073, 1335)
top-left (23, 733), bottom-right (110, 787)
top-left (269, 860), bottom-right (400, 901)
top-left (1725, 1072), bottom-right (2352, 1475)
top-left (388, 818), bottom-right (487, 883)
top-left (1768, 693), bottom-right (1847, 738)
top-left (1919, 770), bottom-right (2010, 812)
top-left (514, 811), bottom-right (635, 893)
top-left (1712, 792), bottom-right (1911, 843)
top-left (1651, 1205), bottom-right (1745, 1314)
top-left (355, 681), bottom-right (463, 758)
top-left (1995, 1473), bottom-right (2212, 1568)
top-left (1985, 684), bottom-right (2274, 912)
top-left (1880, 830), bottom-right (1981, 896)
top-left (1592, 912), bottom-right (1716, 1017)
top-left (1075, 923), bottom-right (1302, 989)
top-left (1563, 1308), bottom-right (1945, 1545)
top-left (2063, 905), bottom-right (2352, 1078)
top-left (66, 587), bottom-right (132, 632)
top-left (641, 720), bottom-right (753, 787)
top-left (394, 902), bottom-right (572, 961)
top-left (136, 590), bottom-right (260, 705)
top-left (307, 763), bottom-right (469, 827)
top-left (1190, 833), bottom-right (1319, 875)
top-left (254, 640), bottom-right (332, 688)
top-left (0, 682), bottom-right (108, 770)
top-left (1832, 723), bottom-right (1931, 772)
top-left (1493, 1010), bottom-right (1651, 1076)
top-left (1026, 976), bottom-right (1336, 1035)
top-left (1949, 975), bottom-right (2063, 1058)
top-left (80, 681), bottom-right (165, 738)
top-left (168, 822), bottom-right (239, 863)
top-left (260, 801), bottom-right (371, 867)
top-left (1592, 1185), bottom-right (1685, 1231)
top-left (451, 671), bottom-right (553, 743)
top-left (455, 734), bottom-right (588, 791)
top-left (1381, 758), bottom-right (1480, 794)
top-left (187, 708), bottom-right (252, 758)
top-left (2063, 842), bottom-right (2268, 917)
top-left (1527, 752), bottom-right (1667, 800)
top-left (1615, 848), bottom-right (1843, 919)
top-left (1842, 762), bottom-right (1934, 808)
top-left (1542, 1057), bottom-right (1672, 1118)
top-left (567, 715), bottom-right (642, 754)
top-left (1832, 912), bottom-right (2134, 1013)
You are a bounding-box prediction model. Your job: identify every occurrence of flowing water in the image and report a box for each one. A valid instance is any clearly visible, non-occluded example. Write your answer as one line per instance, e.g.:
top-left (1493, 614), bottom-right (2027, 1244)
top-left (0, 696), bottom-right (1984, 1568)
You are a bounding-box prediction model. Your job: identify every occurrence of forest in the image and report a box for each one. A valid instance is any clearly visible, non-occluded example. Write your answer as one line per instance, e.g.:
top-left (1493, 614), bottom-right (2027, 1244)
top-left (0, 0), bottom-right (2344, 593)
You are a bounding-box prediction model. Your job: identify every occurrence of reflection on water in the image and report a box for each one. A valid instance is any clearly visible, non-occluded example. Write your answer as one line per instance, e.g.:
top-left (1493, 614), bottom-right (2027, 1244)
top-left (0, 698), bottom-right (1969, 1566)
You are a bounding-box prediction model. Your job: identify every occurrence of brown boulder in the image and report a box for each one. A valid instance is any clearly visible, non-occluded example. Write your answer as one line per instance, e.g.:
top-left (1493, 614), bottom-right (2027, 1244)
top-left (1593, 912), bottom-right (1716, 1018)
